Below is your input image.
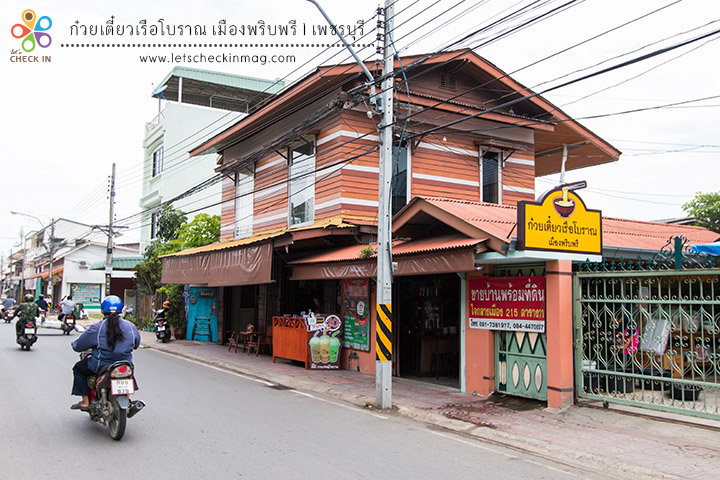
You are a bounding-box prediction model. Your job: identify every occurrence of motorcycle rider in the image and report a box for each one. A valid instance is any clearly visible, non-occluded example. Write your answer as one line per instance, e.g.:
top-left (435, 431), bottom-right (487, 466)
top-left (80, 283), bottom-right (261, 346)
top-left (70, 295), bottom-right (140, 411)
top-left (14, 294), bottom-right (39, 339)
top-left (59, 294), bottom-right (77, 322)
top-left (35, 295), bottom-right (49, 324)
top-left (2, 295), bottom-right (16, 318)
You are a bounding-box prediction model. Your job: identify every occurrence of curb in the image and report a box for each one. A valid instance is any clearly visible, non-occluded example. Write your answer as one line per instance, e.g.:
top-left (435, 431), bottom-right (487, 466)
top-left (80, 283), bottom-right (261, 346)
top-left (141, 340), bottom-right (684, 480)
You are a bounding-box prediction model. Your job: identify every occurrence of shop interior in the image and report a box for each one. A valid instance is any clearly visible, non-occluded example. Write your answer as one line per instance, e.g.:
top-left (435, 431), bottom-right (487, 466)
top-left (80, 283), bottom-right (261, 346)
top-left (396, 273), bottom-right (461, 387)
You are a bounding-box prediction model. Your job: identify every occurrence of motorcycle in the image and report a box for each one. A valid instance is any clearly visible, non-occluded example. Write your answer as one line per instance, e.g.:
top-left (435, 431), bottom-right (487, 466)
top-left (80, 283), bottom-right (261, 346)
top-left (122, 305), bottom-right (134, 319)
top-left (60, 312), bottom-right (76, 335)
top-left (3, 306), bottom-right (14, 323)
top-left (153, 308), bottom-right (172, 343)
top-left (79, 350), bottom-right (145, 441)
top-left (16, 319), bottom-right (38, 350)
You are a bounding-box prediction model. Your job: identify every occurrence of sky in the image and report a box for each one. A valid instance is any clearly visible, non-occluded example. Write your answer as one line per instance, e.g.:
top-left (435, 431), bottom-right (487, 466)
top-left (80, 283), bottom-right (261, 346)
top-left (2, 0), bottom-right (719, 258)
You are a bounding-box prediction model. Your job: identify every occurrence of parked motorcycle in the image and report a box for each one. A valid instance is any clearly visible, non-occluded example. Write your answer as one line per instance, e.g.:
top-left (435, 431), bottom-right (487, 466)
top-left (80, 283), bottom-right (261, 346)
top-left (154, 302), bottom-right (172, 343)
top-left (122, 305), bottom-right (134, 319)
top-left (16, 319), bottom-right (38, 350)
top-left (78, 351), bottom-right (145, 441)
top-left (61, 312), bottom-right (76, 335)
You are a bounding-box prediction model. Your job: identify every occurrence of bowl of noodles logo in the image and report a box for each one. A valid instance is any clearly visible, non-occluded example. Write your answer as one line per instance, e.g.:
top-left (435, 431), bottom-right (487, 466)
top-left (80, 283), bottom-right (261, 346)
top-left (553, 196), bottom-right (575, 218)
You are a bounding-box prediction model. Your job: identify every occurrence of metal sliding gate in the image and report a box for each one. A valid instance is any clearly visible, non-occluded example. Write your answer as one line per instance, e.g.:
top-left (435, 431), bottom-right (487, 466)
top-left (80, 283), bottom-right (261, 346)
top-left (574, 238), bottom-right (720, 420)
top-left (497, 331), bottom-right (547, 400)
top-left (494, 265), bottom-right (547, 401)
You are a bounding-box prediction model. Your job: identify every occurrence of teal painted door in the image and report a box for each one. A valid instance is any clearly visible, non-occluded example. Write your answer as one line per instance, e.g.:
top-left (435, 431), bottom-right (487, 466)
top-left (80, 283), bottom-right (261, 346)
top-left (496, 331), bottom-right (547, 400)
top-left (187, 287), bottom-right (218, 342)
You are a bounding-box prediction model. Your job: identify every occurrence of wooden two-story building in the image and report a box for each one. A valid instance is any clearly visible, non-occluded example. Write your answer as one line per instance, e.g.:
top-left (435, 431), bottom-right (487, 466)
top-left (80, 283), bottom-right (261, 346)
top-left (161, 49), bottom-right (627, 408)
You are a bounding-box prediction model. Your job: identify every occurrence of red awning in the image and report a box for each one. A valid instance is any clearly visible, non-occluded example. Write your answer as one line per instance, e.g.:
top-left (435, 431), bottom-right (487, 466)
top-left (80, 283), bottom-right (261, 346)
top-left (25, 266), bottom-right (64, 280)
top-left (290, 235), bottom-right (486, 280)
top-left (161, 242), bottom-right (272, 286)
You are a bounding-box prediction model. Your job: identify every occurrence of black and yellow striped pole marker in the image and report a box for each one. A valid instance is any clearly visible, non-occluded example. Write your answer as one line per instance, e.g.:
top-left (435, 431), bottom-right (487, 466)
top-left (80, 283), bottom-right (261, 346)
top-left (376, 303), bottom-right (392, 362)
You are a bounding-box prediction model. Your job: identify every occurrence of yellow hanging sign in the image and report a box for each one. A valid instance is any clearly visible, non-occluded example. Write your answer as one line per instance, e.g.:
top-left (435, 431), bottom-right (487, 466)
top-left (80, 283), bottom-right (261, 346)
top-left (517, 186), bottom-right (602, 255)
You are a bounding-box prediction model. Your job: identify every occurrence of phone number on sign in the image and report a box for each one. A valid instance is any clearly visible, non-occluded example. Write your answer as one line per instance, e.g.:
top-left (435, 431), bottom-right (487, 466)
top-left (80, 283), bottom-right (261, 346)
top-left (469, 318), bottom-right (545, 332)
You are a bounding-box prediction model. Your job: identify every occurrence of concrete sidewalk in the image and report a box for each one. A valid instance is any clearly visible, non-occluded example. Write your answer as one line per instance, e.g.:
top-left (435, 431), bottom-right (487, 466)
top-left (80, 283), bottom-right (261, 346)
top-left (138, 331), bottom-right (720, 480)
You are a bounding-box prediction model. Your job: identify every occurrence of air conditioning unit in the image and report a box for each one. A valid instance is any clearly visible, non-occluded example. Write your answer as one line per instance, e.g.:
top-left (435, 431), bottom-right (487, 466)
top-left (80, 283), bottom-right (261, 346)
top-left (78, 261), bottom-right (89, 269)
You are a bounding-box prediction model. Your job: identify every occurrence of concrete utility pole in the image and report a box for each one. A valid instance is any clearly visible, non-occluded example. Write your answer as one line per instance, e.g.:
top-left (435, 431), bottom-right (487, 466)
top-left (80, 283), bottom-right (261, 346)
top-left (375, 0), bottom-right (394, 409)
top-left (46, 218), bottom-right (55, 297)
top-left (307, 0), bottom-right (395, 409)
top-left (105, 163), bottom-right (116, 297)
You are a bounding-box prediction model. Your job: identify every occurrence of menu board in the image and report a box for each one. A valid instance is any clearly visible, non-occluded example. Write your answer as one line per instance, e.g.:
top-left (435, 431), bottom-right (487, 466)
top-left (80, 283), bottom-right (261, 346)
top-left (342, 278), bottom-right (370, 351)
top-left (70, 283), bottom-right (102, 305)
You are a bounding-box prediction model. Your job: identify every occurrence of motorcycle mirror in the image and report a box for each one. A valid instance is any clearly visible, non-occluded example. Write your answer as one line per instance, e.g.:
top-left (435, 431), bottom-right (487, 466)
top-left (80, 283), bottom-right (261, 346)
top-left (74, 324), bottom-right (86, 333)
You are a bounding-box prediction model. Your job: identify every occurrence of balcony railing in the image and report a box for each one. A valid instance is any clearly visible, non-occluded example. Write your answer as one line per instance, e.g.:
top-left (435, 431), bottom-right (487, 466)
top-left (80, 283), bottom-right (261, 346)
top-left (145, 110), bottom-right (165, 133)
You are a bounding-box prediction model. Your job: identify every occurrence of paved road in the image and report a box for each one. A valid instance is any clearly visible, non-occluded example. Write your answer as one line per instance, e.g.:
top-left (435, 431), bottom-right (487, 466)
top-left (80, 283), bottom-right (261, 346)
top-left (0, 320), bottom-right (611, 479)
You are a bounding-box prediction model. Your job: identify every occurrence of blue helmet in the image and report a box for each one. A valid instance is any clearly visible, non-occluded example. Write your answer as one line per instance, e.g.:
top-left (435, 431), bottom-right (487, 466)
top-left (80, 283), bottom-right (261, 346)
top-left (101, 295), bottom-right (123, 315)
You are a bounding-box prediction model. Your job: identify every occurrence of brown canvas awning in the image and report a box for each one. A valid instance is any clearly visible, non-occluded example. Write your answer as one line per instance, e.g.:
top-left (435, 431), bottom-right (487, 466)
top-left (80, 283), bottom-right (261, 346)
top-left (291, 247), bottom-right (478, 280)
top-left (161, 242), bottom-right (272, 286)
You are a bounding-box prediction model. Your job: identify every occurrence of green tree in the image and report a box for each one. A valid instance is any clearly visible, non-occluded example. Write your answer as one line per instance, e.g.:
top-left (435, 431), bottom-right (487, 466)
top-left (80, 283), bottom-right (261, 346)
top-left (173, 213), bottom-right (221, 249)
top-left (135, 206), bottom-right (186, 295)
top-left (134, 208), bottom-right (221, 335)
top-left (156, 205), bottom-right (187, 242)
top-left (683, 192), bottom-right (720, 233)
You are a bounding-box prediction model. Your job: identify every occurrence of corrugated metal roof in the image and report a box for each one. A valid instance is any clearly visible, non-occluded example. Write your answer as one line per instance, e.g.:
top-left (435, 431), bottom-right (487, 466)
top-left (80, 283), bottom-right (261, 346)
top-left (417, 197), bottom-right (719, 251)
top-left (420, 197), bottom-right (519, 241)
top-left (156, 66), bottom-right (285, 95)
top-left (163, 215), bottom-right (378, 258)
top-left (290, 234), bottom-right (486, 264)
top-left (602, 217), bottom-right (719, 251)
top-left (90, 256), bottom-right (144, 270)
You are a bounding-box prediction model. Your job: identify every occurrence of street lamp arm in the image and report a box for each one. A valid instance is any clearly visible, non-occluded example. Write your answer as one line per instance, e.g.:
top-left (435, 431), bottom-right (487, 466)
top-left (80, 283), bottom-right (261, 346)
top-left (10, 211), bottom-right (45, 229)
top-left (305, 0), bottom-right (378, 109)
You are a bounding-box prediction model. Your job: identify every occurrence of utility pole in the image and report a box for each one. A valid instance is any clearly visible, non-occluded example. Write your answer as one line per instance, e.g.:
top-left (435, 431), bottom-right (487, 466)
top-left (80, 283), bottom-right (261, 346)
top-left (19, 227), bottom-right (25, 299)
top-left (105, 163), bottom-right (116, 297)
top-left (47, 218), bottom-right (55, 298)
top-left (375, 0), bottom-right (394, 409)
top-left (306, 0), bottom-right (394, 409)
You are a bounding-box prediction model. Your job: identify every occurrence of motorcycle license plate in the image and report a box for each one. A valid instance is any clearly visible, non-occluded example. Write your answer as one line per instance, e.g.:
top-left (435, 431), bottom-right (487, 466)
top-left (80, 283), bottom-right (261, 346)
top-left (111, 379), bottom-right (135, 395)
top-left (24, 328), bottom-right (35, 335)
top-left (157, 326), bottom-right (165, 331)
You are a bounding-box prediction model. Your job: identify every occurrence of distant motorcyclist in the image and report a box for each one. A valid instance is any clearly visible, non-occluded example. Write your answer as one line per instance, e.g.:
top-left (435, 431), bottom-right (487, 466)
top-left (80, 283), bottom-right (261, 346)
top-left (2, 296), bottom-right (16, 310)
top-left (36, 295), bottom-right (49, 323)
top-left (14, 294), bottom-right (39, 338)
top-left (59, 295), bottom-right (77, 322)
top-left (2, 296), bottom-right (16, 317)
top-left (70, 295), bottom-right (140, 411)
top-left (35, 295), bottom-right (49, 313)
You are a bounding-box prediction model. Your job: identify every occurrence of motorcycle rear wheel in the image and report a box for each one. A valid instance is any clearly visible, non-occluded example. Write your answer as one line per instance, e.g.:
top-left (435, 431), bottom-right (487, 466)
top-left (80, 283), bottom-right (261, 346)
top-left (108, 398), bottom-right (127, 441)
top-left (64, 318), bottom-right (76, 335)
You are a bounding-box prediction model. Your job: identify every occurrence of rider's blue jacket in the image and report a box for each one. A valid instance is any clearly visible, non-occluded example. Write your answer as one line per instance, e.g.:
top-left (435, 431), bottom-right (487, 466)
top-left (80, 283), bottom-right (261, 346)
top-left (72, 317), bottom-right (140, 372)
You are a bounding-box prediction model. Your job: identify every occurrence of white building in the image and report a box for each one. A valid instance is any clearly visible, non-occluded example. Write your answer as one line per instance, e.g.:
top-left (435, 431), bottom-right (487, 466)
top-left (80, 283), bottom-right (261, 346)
top-left (139, 67), bottom-right (284, 252)
top-left (20, 218), bottom-right (140, 310)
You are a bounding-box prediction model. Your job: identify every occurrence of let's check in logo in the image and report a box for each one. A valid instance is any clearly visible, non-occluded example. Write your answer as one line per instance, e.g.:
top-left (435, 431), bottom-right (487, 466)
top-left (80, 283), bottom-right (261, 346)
top-left (10, 9), bottom-right (52, 62)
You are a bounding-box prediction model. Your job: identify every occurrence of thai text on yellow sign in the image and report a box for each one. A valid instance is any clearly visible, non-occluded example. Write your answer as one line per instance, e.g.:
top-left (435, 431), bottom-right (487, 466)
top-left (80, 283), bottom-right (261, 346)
top-left (518, 187), bottom-right (602, 255)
